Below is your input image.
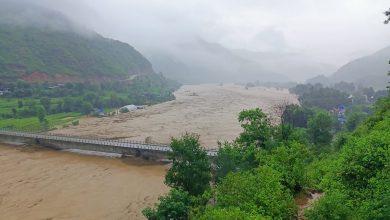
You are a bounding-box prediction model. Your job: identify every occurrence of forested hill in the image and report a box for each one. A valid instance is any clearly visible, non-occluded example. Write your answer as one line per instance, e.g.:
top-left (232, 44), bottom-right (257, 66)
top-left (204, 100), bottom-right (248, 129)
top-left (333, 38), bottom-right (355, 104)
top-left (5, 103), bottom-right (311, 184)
top-left (0, 5), bottom-right (155, 82)
top-left (330, 46), bottom-right (390, 89)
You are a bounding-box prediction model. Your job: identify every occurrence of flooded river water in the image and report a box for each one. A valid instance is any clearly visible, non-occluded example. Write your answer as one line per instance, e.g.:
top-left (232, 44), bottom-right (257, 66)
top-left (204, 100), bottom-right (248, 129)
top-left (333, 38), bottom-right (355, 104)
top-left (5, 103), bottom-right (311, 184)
top-left (0, 144), bottom-right (168, 220)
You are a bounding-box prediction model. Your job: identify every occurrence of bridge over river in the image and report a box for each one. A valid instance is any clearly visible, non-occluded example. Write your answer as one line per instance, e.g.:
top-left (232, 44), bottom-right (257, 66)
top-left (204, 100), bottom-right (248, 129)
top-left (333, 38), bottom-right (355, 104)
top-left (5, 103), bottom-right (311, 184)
top-left (0, 129), bottom-right (217, 160)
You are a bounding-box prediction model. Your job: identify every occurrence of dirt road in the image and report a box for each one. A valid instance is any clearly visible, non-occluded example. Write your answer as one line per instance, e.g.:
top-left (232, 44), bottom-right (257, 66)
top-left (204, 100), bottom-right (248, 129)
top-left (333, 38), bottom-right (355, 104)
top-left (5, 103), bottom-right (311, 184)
top-left (53, 84), bottom-right (298, 148)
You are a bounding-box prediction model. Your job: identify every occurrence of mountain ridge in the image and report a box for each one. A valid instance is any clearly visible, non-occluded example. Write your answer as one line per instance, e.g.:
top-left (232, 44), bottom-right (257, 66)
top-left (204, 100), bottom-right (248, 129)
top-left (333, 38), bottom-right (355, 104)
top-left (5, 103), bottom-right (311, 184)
top-left (329, 46), bottom-right (390, 89)
top-left (0, 4), bottom-right (155, 82)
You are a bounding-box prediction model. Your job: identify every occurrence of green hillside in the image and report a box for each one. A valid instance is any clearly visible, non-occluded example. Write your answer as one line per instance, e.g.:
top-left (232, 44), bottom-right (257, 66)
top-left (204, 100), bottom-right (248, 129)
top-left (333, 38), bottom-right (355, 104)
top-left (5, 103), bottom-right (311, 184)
top-left (330, 46), bottom-right (390, 89)
top-left (0, 23), bottom-right (154, 81)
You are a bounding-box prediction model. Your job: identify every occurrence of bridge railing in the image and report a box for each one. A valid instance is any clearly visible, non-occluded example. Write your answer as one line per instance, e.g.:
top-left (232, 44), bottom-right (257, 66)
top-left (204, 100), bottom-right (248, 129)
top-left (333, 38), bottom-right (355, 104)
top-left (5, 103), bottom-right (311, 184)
top-left (0, 127), bottom-right (218, 155)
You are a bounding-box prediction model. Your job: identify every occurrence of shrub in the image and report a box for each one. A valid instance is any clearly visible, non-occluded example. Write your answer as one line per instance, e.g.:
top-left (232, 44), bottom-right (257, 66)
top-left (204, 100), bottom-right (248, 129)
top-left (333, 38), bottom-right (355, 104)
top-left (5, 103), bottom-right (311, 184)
top-left (119, 107), bottom-right (129, 113)
top-left (216, 166), bottom-right (296, 219)
top-left (143, 189), bottom-right (191, 220)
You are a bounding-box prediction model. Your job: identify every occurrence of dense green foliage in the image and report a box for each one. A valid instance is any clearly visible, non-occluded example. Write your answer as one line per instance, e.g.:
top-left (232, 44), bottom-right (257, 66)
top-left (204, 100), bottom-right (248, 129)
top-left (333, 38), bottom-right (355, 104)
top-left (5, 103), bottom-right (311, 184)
top-left (0, 17), bottom-right (180, 131)
top-left (142, 189), bottom-right (192, 220)
top-left (0, 23), bottom-right (154, 81)
top-left (0, 74), bottom-right (179, 130)
top-left (143, 134), bottom-right (211, 220)
top-left (165, 133), bottom-right (211, 196)
top-left (213, 143), bottom-right (258, 182)
top-left (258, 142), bottom-right (310, 193)
top-left (144, 84), bottom-right (389, 220)
top-left (237, 108), bottom-right (272, 148)
top-left (281, 104), bottom-right (314, 128)
top-left (305, 95), bottom-right (390, 219)
top-left (307, 112), bottom-right (334, 147)
top-left (215, 166), bottom-right (296, 219)
top-left (290, 82), bottom-right (387, 110)
top-left (195, 207), bottom-right (269, 220)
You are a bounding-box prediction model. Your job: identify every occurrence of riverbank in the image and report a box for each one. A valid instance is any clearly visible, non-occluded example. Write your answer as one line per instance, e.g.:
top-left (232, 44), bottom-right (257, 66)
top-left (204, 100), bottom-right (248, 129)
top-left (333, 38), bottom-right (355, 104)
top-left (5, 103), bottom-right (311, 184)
top-left (53, 84), bottom-right (298, 148)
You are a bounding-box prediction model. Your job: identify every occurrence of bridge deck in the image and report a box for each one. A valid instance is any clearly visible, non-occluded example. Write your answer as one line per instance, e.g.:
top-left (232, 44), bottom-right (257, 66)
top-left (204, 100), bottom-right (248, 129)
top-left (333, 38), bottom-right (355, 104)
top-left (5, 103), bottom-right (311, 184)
top-left (0, 130), bottom-right (217, 157)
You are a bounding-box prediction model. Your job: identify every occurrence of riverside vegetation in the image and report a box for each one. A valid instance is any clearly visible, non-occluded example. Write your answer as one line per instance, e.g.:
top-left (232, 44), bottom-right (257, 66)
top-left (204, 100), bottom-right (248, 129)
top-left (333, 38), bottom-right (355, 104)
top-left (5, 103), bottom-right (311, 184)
top-left (142, 81), bottom-right (390, 219)
top-left (0, 7), bottom-right (180, 131)
top-left (0, 74), bottom-right (180, 130)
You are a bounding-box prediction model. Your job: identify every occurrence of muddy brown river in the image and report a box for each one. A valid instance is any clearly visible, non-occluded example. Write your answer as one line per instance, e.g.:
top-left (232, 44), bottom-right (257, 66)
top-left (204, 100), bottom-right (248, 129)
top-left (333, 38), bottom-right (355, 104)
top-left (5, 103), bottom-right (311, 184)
top-left (0, 144), bottom-right (168, 220)
top-left (0, 84), bottom-right (298, 219)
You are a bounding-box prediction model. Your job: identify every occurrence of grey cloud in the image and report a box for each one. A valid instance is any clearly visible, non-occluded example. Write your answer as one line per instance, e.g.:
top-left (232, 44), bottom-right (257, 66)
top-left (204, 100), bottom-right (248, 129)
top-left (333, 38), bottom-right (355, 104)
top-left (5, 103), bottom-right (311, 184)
top-left (1, 0), bottom-right (389, 82)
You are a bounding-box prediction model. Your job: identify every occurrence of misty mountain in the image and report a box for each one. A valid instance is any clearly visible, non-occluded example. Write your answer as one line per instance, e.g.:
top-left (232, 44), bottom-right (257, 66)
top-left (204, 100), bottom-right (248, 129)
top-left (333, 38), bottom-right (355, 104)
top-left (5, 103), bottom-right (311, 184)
top-left (305, 75), bottom-right (333, 86)
top-left (146, 38), bottom-right (289, 84)
top-left (234, 50), bottom-right (336, 82)
top-left (0, 3), bottom-right (154, 82)
top-left (147, 38), bottom-right (337, 84)
top-left (329, 46), bottom-right (390, 89)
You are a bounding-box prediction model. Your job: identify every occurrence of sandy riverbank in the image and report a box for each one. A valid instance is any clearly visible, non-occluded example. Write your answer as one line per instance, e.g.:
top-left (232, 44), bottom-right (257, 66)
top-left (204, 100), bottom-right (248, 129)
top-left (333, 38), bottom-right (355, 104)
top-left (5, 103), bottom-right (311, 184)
top-left (53, 84), bottom-right (298, 148)
top-left (0, 144), bottom-right (168, 220)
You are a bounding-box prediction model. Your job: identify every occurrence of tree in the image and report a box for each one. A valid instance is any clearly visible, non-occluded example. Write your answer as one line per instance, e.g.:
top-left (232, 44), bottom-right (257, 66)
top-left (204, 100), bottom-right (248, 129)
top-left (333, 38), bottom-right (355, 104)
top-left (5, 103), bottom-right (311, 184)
top-left (11, 108), bottom-right (17, 118)
top-left (214, 143), bottom-right (259, 182)
top-left (216, 166), bottom-right (296, 219)
top-left (306, 94), bottom-right (390, 219)
top-left (83, 92), bottom-right (98, 105)
top-left (299, 87), bottom-right (349, 110)
top-left (40, 97), bottom-right (51, 113)
top-left (307, 112), bottom-right (333, 147)
top-left (36, 106), bottom-right (46, 123)
top-left (258, 141), bottom-right (310, 193)
top-left (81, 102), bottom-right (94, 115)
top-left (345, 112), bottom-right (367, 131)
top-left (333, 81), bottom-right (355, 94)
top-left (305, 190), bottom-right (352, 219)
top-left (237, 108), bottom-right (273, 148)
top-left (17, 100), bottom-right (23, 108)
top-left (55, 100), bottom-right (63, 113)
top-left (143, 189), bottom-right (191, 220)
top-left (281, 105), bottom-right (314, 128)
top-left (195, 207), bottom-right (268, 220)
top-left (165, 133), bottom-right (211, 196)
top-left (272, 101), bottom-right (293, 124)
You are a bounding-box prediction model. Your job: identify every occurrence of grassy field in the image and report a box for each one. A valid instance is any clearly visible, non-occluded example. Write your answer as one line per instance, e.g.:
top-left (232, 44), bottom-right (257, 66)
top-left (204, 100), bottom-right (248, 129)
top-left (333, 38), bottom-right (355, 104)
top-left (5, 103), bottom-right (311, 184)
top-left (0, 112), bottom-right (81, 131)
top-left (0, 96), bottom-right (118, 131)
top-left (0, 98), bottom-right (19, 114)
top-left (0, 98), bottom-right (81, 130)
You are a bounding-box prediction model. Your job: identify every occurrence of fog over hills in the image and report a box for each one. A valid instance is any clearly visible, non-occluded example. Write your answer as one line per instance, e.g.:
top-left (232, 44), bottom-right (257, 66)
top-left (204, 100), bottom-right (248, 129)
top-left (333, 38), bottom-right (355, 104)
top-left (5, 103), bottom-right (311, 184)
top-left (307, 46), bottom-right (390, 89)
top-left (146, 38), bottom-right (287, 84)
top-left (146, 38), bottom-right (338, 84)
top-left (330, 46), bottom-right (390, 89)
top-left (0, 2), bottom-right (155, 82)
top-left (20, 0), bottom-right (388, 85)
top-left (1, 0), bottom-right (389, 85)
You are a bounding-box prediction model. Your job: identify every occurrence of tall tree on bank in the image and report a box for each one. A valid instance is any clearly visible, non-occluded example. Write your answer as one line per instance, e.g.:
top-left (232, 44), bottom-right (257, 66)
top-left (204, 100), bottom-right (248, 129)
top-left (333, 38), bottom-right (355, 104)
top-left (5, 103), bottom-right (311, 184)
top-left (237, 108), bottom-right (272, 148)
top-left (165, 133), bottom-right (211, 196)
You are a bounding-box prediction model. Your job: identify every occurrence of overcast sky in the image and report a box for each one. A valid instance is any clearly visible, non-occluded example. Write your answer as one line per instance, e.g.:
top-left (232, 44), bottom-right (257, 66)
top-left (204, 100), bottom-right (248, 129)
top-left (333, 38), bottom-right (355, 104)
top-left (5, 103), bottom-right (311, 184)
top-left (22, 0), bottom-right (390, 67)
